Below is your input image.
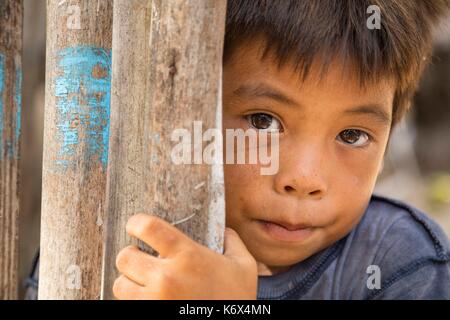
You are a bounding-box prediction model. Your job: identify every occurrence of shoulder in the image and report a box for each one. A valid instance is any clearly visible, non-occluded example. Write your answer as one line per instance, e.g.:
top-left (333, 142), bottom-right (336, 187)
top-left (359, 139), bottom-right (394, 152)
top-left (347, 194), bottom-right (450, 299)
top-left (360, 194), bottom-right (450, 262)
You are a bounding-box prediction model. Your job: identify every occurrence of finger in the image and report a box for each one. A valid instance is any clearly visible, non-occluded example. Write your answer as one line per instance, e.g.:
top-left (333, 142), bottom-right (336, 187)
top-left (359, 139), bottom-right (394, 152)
top-left (223, 227), bottom-right (253, 260)
top-left (116, 245), bottom-right (160, 285)
top-left (126, 213), bottom-right (195, 258)
top-left (113, 275), bottom-right (145, 300)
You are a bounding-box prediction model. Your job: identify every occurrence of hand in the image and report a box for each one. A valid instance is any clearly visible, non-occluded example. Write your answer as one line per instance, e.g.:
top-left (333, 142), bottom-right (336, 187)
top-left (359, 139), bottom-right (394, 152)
top-left (113, 213), bottom-right (258, 300)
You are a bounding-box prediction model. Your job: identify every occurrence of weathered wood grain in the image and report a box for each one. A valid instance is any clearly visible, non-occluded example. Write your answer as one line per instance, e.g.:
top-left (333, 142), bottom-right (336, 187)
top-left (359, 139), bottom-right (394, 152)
top-left (101, 0), bottom-right (227, 299)
top-left (0, 0), bottom-right (23, 301)
top-left (39, 0), bottom-right (112, 300)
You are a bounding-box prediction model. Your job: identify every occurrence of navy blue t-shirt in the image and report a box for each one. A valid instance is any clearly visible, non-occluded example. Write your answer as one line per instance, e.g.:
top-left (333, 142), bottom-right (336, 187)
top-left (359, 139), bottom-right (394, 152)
top-left (25, 194), bottom-right (450, 299)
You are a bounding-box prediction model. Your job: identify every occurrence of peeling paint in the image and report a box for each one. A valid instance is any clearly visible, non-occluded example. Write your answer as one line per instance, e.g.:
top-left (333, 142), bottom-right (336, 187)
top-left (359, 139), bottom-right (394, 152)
top-left (15, 67), bottom-right (22, 140)
top-left (53, 45), bottom-right (112, 171)
top-left (12, 66), bottom-right (22, 159)
top-left (0, 57), bottom-right (21, 159)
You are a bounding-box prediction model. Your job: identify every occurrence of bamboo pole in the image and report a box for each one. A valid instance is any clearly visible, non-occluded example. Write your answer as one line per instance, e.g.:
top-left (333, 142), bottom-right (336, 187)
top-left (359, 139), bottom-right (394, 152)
top-left (102, 0), bottom-right (227, 299)
top-left (39, 0), bottom-right (112, 300)
top-left (0, 0), bottom-right (23, 301)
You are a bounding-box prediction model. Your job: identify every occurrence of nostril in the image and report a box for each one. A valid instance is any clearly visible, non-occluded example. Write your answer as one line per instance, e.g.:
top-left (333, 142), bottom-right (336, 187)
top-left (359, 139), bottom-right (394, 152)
top-left (284, 186), bottom-right (294, 192)
top-left (283, 185), bottom-right (324, 196)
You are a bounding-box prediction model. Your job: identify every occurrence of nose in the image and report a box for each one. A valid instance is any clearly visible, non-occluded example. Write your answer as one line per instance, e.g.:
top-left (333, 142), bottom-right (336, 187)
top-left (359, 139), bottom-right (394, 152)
top-left (273, 142), bottom-right (328, 199)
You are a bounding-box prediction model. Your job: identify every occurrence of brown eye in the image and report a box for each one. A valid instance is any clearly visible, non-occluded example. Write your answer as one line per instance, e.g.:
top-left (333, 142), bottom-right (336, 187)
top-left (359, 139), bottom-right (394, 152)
top-left (338, 129), bottom-right (370, 147)
top-left (246, 113), bottom-right (282, 131)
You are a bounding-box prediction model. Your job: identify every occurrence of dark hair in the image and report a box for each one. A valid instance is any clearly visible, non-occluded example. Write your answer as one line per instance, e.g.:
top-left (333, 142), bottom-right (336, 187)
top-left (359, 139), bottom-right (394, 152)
top-left (223, 0), bottom-right (450, 127)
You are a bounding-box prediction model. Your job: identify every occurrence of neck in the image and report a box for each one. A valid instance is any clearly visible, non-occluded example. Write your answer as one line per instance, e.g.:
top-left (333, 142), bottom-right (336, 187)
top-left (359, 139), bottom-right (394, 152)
top-left (257, 262), bottom-right (292, 276)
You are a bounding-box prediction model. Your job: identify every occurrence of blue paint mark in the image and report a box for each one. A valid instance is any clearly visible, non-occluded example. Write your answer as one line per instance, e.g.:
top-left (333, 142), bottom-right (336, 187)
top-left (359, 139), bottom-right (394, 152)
top-left (15, 67), bottom-right (22, 144)
top-left (6, 66), bottom-right (22, 159)
top-left (0, 54), bottom-right (4, 158)
top-left (0, 56), bottom-right (22, 160)
top-left (54, 45), bottom-right (111, 171)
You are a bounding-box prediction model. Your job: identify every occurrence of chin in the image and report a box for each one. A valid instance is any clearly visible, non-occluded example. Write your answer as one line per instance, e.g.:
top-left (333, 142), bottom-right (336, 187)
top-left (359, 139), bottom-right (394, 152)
top-left (250, 244), bottom-right (313, 268)
top-left (247, 231), bottom-right (334, 269)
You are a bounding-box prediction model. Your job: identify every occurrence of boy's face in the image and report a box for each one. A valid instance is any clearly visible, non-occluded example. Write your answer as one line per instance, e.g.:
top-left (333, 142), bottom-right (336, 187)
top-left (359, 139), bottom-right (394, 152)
top-left (222, 40), bottom-right (395, 274)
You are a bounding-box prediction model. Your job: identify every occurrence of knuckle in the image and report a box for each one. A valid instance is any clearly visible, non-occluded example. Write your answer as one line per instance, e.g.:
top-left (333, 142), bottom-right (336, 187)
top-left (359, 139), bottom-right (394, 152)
top-left (242, 255), bottom-right (258, 271)
top-left (178, 247), bottom-right (209, 276)
top-left (112, 276), bottom-right (125, 299)
top-left (162, 230), bottom-right (179, 249)
top-left (159, 270), bottom-right (174, 285)
top-left (115, 245), bottom-right (135, 270)
top-left (184, 247), bottom-right (202, 261)
top-left (225, 227), bottom-right (237, 236)
top-left (177, 247), bottom-right (198, 263)
top-left (176, 251), bottom-right (193, 270)
top-left (139, 215), bottom-right (160, 236)
top-left (127, 214), bottom-right (160, 238)
top-left (155, 272), bottom-right (176, 299)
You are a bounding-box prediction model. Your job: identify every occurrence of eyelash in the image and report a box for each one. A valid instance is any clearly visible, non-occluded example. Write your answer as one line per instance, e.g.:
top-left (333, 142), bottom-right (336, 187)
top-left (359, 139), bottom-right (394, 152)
top-left (336, 129), bottom-right (373, 148)
top-left (245, 112), bottom-right (284, 132)
top-left (244, 112), bottom-right (373, 148)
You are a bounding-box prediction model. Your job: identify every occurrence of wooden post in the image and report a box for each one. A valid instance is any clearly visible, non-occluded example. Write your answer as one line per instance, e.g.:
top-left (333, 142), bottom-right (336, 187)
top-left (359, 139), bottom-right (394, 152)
top-left (102, 0), bottom-right (227, 299)
top-left (39, 0), bottom-right (112, 299)
top-left (0, 0), bottom-right (23, 300)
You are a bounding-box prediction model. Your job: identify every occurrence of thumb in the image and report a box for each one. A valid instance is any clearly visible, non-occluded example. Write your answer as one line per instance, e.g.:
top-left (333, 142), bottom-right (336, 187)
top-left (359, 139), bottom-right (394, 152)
top-left (223, 227), bottom-right (252, 260)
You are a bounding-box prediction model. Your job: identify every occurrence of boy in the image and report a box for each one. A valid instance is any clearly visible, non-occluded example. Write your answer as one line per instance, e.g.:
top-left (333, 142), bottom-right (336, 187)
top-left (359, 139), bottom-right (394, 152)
top-left (27, 0), bottom-right (450, 299)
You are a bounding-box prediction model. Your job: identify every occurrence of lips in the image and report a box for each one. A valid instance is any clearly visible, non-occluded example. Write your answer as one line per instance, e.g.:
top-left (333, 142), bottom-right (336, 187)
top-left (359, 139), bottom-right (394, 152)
top-left (257, 219), bottom-right (313, 242)
top-left (258, 219), bottom-right (311, 231)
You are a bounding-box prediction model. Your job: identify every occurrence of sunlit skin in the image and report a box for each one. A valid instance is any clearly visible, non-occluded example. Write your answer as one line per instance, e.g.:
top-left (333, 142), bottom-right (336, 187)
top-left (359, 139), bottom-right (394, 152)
top-left (223, 39), bottom-right (393, 275)
top-left (113, 39), bottom-right (394, 299)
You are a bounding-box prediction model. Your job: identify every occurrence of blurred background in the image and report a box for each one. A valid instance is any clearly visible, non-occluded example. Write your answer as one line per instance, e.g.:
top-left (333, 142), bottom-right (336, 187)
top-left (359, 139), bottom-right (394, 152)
top-left (374, 18), bottom-right (450, 236)
top-left (18, 1), bottom-right (450, 298)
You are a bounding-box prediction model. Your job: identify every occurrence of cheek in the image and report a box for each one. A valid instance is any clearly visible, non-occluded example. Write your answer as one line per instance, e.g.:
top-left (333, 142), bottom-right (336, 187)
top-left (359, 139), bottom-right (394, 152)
top-left (325, 148), bottom-right (384, 230)
top-left (224, 163), bottom-right (262, 200)
top-left (224, 163), bottom-right (264, 224)
top-left (333, 145), bottom-right (384, 193)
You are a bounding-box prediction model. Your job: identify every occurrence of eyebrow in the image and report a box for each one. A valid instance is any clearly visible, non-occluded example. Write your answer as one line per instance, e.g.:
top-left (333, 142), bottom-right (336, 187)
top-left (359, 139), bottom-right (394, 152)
top-left (344, 104), bottom-right (392, 126)
top-left (233, 83), bottom-right (300, 107)
top-left (233, 82), bottom-right (392, 127)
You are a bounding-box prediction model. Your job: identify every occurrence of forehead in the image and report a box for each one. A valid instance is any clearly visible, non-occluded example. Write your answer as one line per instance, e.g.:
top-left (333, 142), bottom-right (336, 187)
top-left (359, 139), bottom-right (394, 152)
top-left (223, 39), bottom-right (396, 112)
